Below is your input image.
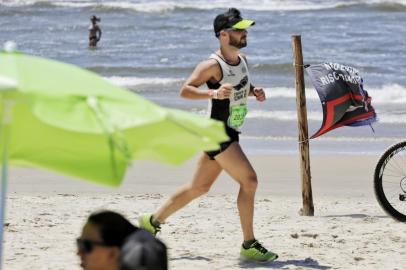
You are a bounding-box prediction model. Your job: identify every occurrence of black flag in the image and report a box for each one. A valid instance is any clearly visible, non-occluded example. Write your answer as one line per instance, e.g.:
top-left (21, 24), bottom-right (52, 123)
top-left (305, 63), bottom-right (377, 139)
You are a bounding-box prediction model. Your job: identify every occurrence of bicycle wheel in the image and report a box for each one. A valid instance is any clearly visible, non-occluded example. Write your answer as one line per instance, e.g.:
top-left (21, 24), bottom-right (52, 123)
top-left (374, 141), bottom-right (406, 222)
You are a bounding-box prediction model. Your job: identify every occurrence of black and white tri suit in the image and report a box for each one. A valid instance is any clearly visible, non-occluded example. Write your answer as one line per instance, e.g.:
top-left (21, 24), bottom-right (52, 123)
top-left (205, 53), bottom-right (251, 159)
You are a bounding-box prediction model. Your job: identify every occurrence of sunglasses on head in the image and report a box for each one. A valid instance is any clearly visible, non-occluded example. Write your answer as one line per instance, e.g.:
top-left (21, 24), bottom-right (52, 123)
top-left (76, 238), bottom-right (110, 254)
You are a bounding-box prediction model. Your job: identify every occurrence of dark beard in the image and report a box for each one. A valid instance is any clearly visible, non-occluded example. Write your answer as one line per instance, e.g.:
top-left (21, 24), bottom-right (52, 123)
top-left (229, 35), bottom-right (247, 49)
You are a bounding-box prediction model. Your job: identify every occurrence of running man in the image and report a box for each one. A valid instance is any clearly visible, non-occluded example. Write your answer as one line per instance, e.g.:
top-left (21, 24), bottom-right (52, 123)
top-left (139, 8), bottom-right (278, 262)
top-left (88, 15), bottom-right (102, 47)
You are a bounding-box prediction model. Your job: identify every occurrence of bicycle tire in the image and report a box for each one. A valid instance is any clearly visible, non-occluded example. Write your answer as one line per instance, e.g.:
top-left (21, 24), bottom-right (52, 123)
top-left (374, 141), bottom-right (406, 222)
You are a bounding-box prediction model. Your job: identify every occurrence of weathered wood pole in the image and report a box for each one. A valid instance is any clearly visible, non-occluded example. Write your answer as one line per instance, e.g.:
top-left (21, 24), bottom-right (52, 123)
top-left (291, 35), bottom-right (314, 216)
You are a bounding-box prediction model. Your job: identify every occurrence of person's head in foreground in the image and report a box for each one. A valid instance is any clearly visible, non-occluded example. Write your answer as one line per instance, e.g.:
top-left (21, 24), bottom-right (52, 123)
top-left (213, 8), bottom-right (255, 49)
top-left (77, 210), bottom-right (138, 270)
top-left (120, 230), bottom-right (168, 270)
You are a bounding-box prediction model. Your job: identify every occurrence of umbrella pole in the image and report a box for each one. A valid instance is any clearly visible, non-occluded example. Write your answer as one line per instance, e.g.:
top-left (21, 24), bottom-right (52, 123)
top-left (0, 98), bottom-right (13, 270)
top-left (0, 134), bottom-right (8, 270)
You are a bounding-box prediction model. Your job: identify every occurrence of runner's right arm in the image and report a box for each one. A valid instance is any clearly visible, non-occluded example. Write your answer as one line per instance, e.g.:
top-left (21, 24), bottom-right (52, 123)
top-left (180, 59), bottom-right (232, 100)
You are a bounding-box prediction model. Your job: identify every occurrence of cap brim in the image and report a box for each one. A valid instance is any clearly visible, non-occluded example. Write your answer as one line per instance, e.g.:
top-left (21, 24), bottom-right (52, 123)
top-left (231, 19), bottom-right (255, 30)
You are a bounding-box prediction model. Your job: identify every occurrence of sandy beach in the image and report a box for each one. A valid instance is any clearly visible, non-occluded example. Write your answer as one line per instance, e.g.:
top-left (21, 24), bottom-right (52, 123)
top-left (4, 154), bottom-right (405, 269)
top-left (2, 0), bottom-right (406, 269)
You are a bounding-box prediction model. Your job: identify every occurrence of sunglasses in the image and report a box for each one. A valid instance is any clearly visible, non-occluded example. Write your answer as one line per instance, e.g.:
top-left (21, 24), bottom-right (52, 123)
top-left (76, 238), bottom-right (110, 254)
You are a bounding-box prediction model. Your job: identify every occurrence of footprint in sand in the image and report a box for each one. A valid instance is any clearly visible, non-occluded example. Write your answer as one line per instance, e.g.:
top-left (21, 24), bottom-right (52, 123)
top-left (301, 233), bottom-right (318, 239)
top-left (290, 233), bottom-right (299, 239)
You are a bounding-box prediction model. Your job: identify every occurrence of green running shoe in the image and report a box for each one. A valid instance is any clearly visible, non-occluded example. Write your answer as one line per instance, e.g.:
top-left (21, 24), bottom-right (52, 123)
top-left (240, 240), bottom-right (278, 262)
top-left (138, 213), bottom-right (161, 236)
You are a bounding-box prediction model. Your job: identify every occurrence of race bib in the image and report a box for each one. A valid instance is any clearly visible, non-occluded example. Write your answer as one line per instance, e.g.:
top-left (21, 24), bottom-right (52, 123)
top-left (228, 104), bottom-right (248, 128)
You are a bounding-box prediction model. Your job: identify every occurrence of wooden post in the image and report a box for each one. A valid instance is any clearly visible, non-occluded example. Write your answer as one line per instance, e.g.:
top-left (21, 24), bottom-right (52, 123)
top-left (291, 35), bottom-right (314, 216)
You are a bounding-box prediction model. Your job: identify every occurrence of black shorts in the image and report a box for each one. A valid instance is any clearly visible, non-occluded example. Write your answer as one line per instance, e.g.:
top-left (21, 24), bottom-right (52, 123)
top-left (205, 126), bottom-right (240, 160)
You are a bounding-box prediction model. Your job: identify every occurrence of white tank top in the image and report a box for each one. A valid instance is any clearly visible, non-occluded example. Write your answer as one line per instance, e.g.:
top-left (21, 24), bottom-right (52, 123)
top-left (207, 53), bottom-right (251, 131)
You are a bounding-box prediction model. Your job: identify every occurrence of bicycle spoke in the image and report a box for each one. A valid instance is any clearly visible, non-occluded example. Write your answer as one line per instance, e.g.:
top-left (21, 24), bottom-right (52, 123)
top-left (387, 156), bottom-right (406, 177)
top-left (397, 151), bottom-right (406, 171)
top-left (382, 172), bottom-right (404, 179)
top-left (383, 160), bottom-right (406, 175)
top-left (390, 201), bottom-right (406, 215)
top-left (387, 193), bottom-right (400, 202)
top-left (382, 180), bottom-right (399, 186)
top-left (396, 203), bottom-right (406, 214)
top-left (385, 162), bottom-right (406, 177)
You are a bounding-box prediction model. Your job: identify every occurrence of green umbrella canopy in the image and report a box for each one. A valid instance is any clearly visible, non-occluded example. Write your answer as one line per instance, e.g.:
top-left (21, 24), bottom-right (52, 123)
top-left (0, 50), bottom-right (228, 186)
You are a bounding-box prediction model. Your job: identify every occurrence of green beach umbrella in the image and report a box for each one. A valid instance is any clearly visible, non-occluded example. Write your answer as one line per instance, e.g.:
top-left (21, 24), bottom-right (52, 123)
top-left (0, 43), bottom-right (227, 267)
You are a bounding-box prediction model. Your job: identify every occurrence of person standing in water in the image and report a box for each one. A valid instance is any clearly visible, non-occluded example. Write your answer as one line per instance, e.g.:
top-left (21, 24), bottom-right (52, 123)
top-left (139, 8), bottom-right (278, 262)
top-left (89, 15), bottom-right (102, 47)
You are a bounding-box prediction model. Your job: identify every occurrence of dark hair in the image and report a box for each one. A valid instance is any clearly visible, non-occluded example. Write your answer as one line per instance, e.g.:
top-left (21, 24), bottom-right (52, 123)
top-left (88, 210), bottom-right (138, 247)
top-left (90, 15), bottom-right (100, 22)
top-left (213, 8), bottom-right (242, 37)
top-left (120, 230), bottom-right (168, 270)
top-left (228, 8), bottom-right (241, 17)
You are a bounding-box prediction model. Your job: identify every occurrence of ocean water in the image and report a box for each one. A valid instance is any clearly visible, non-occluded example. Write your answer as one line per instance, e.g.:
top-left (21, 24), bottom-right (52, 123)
top-left (1, 0), bottom-right (406, 155)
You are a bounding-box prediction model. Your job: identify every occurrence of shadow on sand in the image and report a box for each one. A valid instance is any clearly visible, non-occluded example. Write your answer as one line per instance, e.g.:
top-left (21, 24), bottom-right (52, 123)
top-left (323, 214), bottom-right (388, 219)
top-left (239, 257), bottom-right (331, 269)
top-left (170, 255), bottom-right (212, 262)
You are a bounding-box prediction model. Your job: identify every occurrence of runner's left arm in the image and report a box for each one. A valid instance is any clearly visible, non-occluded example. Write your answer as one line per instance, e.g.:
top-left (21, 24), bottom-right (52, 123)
top-left (249, 84), bottom-right (256, 96)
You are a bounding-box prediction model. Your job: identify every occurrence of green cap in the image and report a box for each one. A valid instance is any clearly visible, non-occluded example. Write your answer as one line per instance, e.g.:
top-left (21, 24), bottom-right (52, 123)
top-left (231, 19), bottom-right (255, 30)
top-left (214, 8), bottom-right (255, 37)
